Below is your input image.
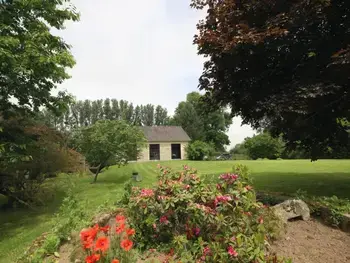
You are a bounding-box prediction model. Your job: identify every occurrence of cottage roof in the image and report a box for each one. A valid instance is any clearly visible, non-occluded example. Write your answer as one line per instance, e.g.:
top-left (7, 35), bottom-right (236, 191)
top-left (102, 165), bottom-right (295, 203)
top-left (140, 126), bottom-right (191, 142)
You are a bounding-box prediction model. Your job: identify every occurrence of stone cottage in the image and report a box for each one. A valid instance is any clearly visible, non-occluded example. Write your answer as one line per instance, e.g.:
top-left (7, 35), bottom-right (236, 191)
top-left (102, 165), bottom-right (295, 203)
top-left (138, 126), bottom-right (191, 161)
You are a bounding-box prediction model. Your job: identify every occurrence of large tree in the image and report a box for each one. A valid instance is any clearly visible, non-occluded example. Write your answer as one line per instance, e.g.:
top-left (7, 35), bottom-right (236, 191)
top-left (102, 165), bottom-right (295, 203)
top-left (0, 0), bottom-right (79, 115)
top-left (191, 0), bottom-right (350, 159)
top-left (172, 92), bottom-right (232, 151)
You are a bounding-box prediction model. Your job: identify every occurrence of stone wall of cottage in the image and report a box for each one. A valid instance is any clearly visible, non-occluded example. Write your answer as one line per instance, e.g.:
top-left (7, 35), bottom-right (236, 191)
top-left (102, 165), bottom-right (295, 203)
top-left (138, 142), bottom-right (188, 162)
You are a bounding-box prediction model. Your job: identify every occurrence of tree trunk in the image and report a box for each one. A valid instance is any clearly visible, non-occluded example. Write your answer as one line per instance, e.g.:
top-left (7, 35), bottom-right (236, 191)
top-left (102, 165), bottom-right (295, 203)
top-left (92, 165), bottom-right (101, 183)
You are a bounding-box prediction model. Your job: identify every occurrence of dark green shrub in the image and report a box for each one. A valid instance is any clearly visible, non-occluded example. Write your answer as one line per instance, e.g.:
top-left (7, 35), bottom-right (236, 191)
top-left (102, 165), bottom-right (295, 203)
top-left (186, 140), bottom-right (214, 160)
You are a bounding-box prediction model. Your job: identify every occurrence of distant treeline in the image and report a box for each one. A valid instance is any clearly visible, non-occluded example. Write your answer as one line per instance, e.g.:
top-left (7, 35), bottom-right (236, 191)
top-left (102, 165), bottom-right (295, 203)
top-left (38, 99), bottom-right (170, 130)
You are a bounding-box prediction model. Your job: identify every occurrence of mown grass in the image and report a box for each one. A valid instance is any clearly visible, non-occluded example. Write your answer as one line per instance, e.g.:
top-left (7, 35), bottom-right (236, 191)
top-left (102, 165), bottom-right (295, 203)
top-left (0, 159), bottom-right (350, 262)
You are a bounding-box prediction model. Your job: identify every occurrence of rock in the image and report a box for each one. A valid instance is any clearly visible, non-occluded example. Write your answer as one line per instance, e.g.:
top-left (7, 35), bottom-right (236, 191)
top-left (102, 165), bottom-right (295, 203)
top-left (92, 213), bottom-right (113, 226)
top-left (341, 214), bottom-right (350, 232)
top-left (272, 199), bottom-right (310, 222)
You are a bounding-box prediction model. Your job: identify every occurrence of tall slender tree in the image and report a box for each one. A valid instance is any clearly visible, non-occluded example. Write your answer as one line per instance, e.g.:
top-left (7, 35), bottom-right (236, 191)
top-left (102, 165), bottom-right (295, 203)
top-left (91, 101), bottom-right (99, 125)
top-left (111, 99), bottom-right (120, 120)
top-left (96, 100), bottom-right (104, 120)
top-left (142, 104), bottom-right (155, 126)
top-left (155, 105), bottom-right (170, 126)
top-left (125, 103), bottom-right (134, 124)
top-left (83, 100), bottom-right (92, 126)
top-left (103, 98), bottom-right (112, 120)
top-left (133, 105), bottom-right (142, 126)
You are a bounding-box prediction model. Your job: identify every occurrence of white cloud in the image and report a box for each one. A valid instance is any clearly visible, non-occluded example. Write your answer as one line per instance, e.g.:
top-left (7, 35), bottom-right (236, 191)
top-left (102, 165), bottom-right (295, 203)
top-left (58, 0), bottom-right (254, 148)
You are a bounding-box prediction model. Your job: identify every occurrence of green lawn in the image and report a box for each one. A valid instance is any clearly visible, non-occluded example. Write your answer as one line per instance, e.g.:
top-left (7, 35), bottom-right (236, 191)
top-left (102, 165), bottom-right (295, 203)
top-left (1, 159), bottom-right (350, 262)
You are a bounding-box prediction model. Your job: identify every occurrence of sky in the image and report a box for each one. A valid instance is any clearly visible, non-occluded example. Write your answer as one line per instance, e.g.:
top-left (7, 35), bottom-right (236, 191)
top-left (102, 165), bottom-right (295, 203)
top-left (58, 0), bottom-right (255, 148)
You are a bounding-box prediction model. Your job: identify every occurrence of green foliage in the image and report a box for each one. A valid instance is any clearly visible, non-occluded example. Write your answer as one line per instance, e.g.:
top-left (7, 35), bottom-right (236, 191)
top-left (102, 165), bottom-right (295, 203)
top-left (0, 0), bottom-right (79, 114)
top-left (128, 164), bottom-right (284, 262)
top-left (191, 0), bottom-right (350, 160)
top-left (118, 180), bottom-right (133, 205)
top-left (42, 234), bottom-right (60, 254)
top-left (186, 140), bottom-right (215, 160)
top-left (52, 192), bottom-right (89, 240)
top-left (0, 117), bottom-right (83, 207)
top-left (74, 120), bottom-right (146, 182)
top-left (307, 195), bottom-right (350, 226)
top-left (172, 92), bottom-right (232, 151)
top-left (243, 133), bottom-right (285, 160)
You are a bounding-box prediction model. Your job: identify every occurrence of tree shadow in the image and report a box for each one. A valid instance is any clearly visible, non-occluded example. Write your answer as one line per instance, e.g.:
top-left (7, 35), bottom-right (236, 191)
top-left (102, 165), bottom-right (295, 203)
top-left (202, 172), bottom-right (350, 199)
top-left (251, 172), bottom-right (350, 199)
top-left (0, 188), bottom-right (67, 243)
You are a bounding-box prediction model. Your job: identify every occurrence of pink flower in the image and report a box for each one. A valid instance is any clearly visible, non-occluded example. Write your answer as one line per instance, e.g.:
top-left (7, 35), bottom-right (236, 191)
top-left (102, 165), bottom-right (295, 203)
top-left (230, 236), bottom-right (236, 242)
top-left (159, 215), bottom-right (169, 224)
top-left (140, 188), bottom-right (154, 197)
top-left (193, 227), bottom-right (200, 236)
top-left (184, 184), bottom-right (191, 190)
top-left (245, 185), bottom-right (253, 191)
top-left (227, 246), bottom-right (238, 257)
top-left (258, 216), bottom-right (264, 224)
top-left (216, 183), bottom-right (222, 190)
top-left (203, 246), bottom-right (211, 256)
top-left (219, 173), bottom-right (238, 184)
top-left (183, 165), bottom-right (189, 170)
top-left (214, 195), bottom-right (232, 206)
top-left (152, 223), bottom-right (157, 230)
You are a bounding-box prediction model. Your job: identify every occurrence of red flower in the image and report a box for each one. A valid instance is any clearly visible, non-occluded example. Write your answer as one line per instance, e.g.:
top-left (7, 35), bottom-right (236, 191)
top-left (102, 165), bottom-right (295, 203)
top-left (116, 223), bottom-right (125, 234)
top-left (120, 239), bottom-right (133, 251)
top-left (80, 227), bottom-right (98, 243)
top-left (85, 254), bottom-right (100, 263)
top-left (111, 260), bottom-right (120, 263)
top-left (82, 237), bottom-right (94, 249)
top-left (94, 236), bottom-right (109, 252)
top-left (100, 225), bottom-right (110, 233)
top-left (115, 215), bottom-right (126, 224)
top-left (126, 228), bottom-right (136, 236)
top-left (227, 246), bottom-right (238, 257)
top-left (160, 215), bottom-right (169, 224)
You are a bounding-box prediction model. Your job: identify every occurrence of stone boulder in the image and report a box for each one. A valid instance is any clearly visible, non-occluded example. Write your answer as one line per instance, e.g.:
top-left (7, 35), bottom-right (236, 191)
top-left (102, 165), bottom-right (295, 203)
top-left (272, 199), bottom-right (310, 222)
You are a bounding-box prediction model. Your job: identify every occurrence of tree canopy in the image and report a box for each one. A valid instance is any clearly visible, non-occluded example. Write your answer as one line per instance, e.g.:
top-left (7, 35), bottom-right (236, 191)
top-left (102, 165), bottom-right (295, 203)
top-left (0, 0), bottom-right (79, 116)
top-left (172, 92), bottom-right (232, 151)
top-left (74, 120), bottom-right (146, 183)
top-left (243, 133), bottom-right (284, 160)
top-left (191, 0), bottom-right (350, 159)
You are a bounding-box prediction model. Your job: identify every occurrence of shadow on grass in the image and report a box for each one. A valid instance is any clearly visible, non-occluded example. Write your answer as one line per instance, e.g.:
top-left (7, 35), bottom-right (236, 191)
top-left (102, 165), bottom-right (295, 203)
top-left (203, 172), bottom-right (350, 199)
top-left (0, 172), bottom-right (130, 244)
top-left (0, 188), bottom-right (67, 243)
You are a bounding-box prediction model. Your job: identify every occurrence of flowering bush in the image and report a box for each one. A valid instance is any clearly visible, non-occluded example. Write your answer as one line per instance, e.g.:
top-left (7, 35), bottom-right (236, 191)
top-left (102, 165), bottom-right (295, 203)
top-left (129, 164), bottom-right (284, 262)
top-left (79, 214), bottom-right (137, 263)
